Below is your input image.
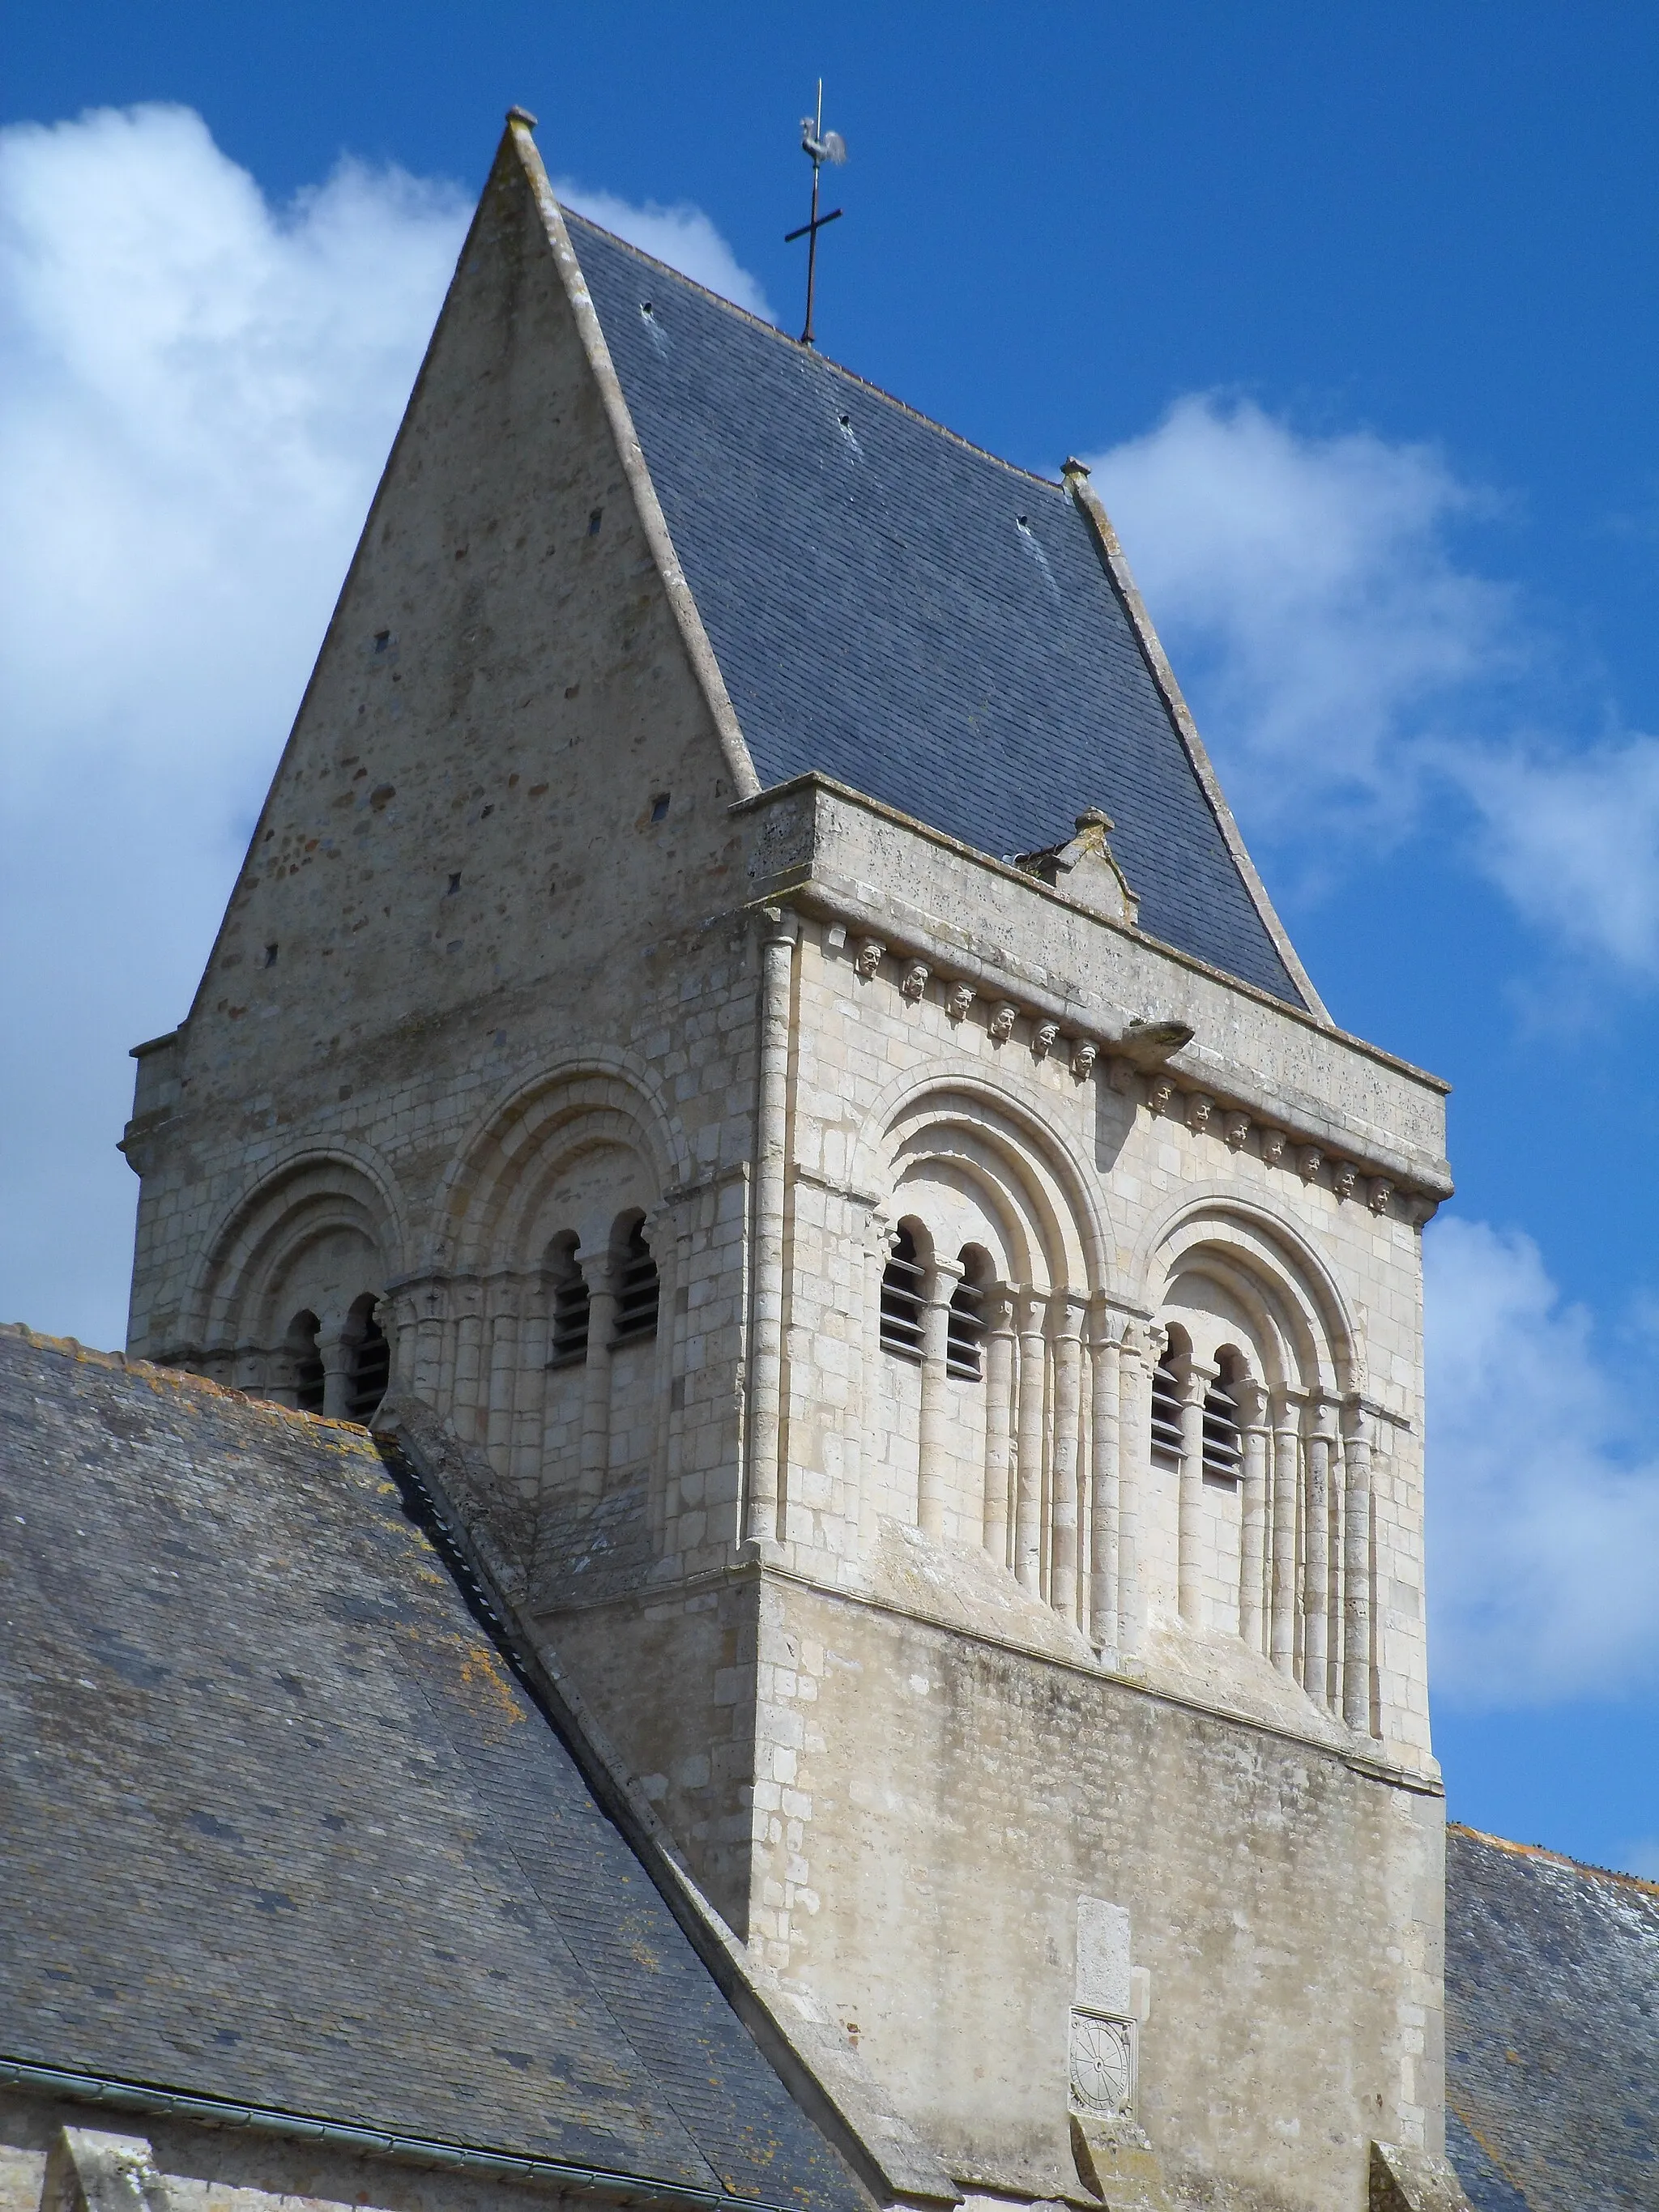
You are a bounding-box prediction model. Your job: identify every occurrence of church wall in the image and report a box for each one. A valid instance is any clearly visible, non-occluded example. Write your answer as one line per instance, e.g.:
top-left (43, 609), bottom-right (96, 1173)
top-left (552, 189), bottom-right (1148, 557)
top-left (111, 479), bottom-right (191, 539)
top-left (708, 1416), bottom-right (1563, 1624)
top-left (744, 1581), bottom-right (1446, 2212)
top-left (535, 1575), bottom-right (766, 1944)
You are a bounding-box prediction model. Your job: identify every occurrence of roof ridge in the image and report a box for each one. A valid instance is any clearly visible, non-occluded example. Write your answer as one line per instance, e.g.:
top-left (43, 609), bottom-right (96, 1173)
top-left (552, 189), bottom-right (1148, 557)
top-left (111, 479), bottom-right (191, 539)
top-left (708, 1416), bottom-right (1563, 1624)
top-left (0, 1321), bottom-right (369, 1436)
top-left (1450, 1819), bottom-right (1659, 1898)
top-left (561, 207), bottom-right (1065, 494)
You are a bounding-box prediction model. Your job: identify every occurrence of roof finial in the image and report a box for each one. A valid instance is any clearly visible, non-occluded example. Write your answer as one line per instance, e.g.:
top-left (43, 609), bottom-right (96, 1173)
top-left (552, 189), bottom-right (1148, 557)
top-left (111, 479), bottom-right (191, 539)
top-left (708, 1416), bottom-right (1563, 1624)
top-left (505, 105), bottom-right (538, 130)
top-left (785, 79), bottom-right (847, 347)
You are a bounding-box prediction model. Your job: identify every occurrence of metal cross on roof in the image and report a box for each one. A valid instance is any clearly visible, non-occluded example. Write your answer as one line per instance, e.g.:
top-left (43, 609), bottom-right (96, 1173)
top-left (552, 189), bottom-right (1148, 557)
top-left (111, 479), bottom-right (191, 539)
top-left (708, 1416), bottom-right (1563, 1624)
top-left (785, 80), bottom-right (847, 347)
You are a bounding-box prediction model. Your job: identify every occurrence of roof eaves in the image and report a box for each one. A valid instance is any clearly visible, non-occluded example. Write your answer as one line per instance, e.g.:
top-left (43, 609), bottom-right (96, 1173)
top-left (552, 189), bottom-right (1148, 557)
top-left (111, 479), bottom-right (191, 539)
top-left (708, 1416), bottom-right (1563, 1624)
top-left (0, 2056), bottom-right (807, 2212)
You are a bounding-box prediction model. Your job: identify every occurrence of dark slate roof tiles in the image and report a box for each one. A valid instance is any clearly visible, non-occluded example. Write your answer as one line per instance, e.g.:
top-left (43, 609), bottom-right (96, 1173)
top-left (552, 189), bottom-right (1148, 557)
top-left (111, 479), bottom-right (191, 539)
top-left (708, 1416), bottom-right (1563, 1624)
top-left (0, 1327), bottom-right (863, 2212)
top-left (1445, 1822), bottom-right (1659, 2211)
top-left (565, 213), bottom-right (1305, 1008)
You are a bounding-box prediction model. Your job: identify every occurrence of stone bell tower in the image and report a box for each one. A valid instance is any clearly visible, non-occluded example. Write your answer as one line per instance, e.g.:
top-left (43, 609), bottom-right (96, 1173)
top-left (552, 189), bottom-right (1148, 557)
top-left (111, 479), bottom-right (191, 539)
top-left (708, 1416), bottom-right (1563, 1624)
top-left (123, 111), bottom-right (1461, 2212)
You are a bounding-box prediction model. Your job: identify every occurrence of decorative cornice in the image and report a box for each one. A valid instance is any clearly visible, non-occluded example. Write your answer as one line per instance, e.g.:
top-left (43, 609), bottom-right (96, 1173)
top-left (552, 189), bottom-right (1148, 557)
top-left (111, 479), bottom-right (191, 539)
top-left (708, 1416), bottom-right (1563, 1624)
top-left (797, 916), bottom-right (1445, 1222)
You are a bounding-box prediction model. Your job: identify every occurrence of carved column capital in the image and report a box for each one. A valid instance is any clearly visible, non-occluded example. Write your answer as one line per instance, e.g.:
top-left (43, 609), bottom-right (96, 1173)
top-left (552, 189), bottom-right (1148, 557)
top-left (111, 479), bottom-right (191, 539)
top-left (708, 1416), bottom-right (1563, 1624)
top-left (1233, 1375), bottom-right (1270, 1430)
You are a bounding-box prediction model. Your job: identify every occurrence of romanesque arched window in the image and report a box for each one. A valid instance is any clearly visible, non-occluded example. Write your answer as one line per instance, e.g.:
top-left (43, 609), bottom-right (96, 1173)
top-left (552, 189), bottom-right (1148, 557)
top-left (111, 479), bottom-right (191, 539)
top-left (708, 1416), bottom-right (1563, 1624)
top-left (881, 1224), bottom-right (926, 1360)
top-left (947, 1244), bottom-right (992, 1381)
top-left (612, 1215), bottom-right (659, 1345)
top-left (548, 1231), bottom-right (589, 1365)
top-left (346, 1294), bottom-right (390, 1422)
top-left (1201, 1349), bottom-right (1244, 1484)
top-left (287, 1309), bottom-right (325, 1413)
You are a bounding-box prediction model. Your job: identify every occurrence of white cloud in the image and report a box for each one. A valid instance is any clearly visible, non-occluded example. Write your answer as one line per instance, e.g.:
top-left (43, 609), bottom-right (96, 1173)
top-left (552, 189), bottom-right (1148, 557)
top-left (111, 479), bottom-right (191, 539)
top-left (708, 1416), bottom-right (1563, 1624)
top-left (1087, 396), bottom-right (1509, 831)
top-left (1446, 735), bottom-right (1659, 974)
top-left (1089, 396), bottom-right (1659, 985)
top-left (0, 104), bottom-right (761, 1348)
top-left (552, 180), bottom-right (773, 321)
top-left (1425, 1217), bottom-right (1659, 1707)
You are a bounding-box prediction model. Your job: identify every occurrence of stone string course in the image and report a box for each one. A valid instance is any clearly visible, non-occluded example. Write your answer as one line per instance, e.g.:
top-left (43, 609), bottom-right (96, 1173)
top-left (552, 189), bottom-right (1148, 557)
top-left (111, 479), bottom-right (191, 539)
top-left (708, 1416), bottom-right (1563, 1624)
top-left (830, 928), bottom-right (1412, 1221)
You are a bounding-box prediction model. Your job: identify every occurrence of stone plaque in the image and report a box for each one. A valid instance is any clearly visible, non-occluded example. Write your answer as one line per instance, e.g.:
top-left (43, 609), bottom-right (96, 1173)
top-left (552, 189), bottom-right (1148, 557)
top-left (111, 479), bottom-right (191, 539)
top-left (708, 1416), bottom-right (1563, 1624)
top-left (1075, 1896), bottom-right (1132, 2015)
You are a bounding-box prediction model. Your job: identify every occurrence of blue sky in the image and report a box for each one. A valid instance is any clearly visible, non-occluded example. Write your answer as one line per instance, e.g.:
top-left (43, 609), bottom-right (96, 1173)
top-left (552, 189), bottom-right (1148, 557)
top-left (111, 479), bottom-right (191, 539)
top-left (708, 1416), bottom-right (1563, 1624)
top-left (4, 2), bottom-right (1659, 1873)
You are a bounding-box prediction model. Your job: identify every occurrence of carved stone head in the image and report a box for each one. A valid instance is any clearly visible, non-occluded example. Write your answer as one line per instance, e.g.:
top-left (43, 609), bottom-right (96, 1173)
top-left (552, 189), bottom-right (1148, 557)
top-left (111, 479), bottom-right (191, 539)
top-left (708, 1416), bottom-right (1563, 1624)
top-left (1031, 1020), bottom-right (1060, 1059)
top-left (855, 937), bottom-right (885, 980)
top-left (1223, 1110), bottom-right (1251, 1151)
top-left (900, 961), bottom-right (930, 1001)
top-left (1071, 1040), bottom-right (1098, 1080)
top-left (989, 1001), bottom-right (1018, 1043)
top-left (946, 981), bottom-right (975, 1022)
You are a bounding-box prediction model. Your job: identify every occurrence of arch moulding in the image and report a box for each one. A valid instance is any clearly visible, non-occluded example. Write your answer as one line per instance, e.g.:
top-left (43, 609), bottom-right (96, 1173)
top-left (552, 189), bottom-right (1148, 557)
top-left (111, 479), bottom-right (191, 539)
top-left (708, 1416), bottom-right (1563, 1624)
top-left (851, 1063), bottom-right (1111, 1296)
top-left (434, 1047), bottom-right (693, 1276)
top-left (1131, 1183), bottom-right (1361, 1396)
top-left (184, 1138), bottom-right (412, 1353)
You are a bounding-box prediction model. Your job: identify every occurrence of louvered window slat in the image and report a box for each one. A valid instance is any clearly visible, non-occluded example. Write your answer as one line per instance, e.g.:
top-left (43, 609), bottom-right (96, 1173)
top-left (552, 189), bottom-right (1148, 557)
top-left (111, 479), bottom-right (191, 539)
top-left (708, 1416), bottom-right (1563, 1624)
top-left (946, 1276), bottom-right (986, 1381)
top-left (549, 1268), bottom-right (590, 1364)
top-left (1202, 1374), bottom-right (1243, 1480)
top-left (881, 1230), bottom-right (925, 1360)
top-left (1150, 1353), bottom-right (1182, 1463)
top-left (612, 1223), bottom-right (659, 1345)
top-left (348, 1315), bottom-right (390, 1422)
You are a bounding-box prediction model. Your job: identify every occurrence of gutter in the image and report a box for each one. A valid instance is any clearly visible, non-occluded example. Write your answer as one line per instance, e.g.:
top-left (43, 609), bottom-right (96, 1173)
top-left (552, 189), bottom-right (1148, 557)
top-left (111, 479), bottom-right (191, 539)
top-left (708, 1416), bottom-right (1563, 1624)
top-left (0, 2055), bottom-right (804, 2212)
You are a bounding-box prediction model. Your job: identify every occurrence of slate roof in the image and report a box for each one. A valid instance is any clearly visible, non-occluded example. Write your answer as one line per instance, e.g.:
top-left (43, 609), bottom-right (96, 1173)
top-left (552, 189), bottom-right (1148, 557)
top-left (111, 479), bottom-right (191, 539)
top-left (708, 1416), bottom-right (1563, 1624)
top-left (0, 1326), bottom-right (864, 2212)
top-left (1445, 1822), bottom-right (1659, 2211)
top-left (566, 214), bottom-right (1305, 1008)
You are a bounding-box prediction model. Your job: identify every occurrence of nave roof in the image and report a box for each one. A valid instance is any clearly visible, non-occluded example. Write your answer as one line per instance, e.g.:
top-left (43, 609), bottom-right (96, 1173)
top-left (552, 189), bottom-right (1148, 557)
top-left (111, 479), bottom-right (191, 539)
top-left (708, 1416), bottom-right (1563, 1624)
top-left (0, 1325), bottom-right (865, 2212)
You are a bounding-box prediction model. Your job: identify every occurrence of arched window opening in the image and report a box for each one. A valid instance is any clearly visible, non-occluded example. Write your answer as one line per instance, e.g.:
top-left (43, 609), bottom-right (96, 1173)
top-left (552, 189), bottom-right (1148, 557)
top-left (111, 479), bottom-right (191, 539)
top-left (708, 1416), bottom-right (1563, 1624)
top-left (1149, 1332), bottom-right (1185, 1465)
top-left (881, 1225), bottom-right (926, 1361)
top-left (287, 1310), bottom-right (324, 1413)
top-left (612, 1217), bottom-right (659, 1346)
top-left (947, 1246), bottom-right (992, 1381)
top-left (1202, 1353), bottom-right (1244, 1483)
top-left (347, 1298), bottom-right (390, 1423)
top-left (548, 1233), bottom-right (589, 1366)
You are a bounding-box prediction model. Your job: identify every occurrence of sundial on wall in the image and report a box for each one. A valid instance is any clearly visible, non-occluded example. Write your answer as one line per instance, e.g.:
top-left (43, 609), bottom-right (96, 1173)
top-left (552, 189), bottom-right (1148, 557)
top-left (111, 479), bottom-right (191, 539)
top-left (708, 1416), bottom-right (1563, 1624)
top-left (1068, 2011), bottom-right (1136, 2117)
